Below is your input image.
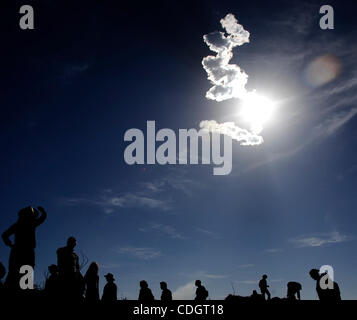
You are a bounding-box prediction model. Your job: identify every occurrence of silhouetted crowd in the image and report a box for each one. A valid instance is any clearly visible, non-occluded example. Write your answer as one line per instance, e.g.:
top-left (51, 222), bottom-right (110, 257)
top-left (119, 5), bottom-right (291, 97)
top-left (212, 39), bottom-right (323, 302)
top-left (0, 206), bottom-right (342, 302)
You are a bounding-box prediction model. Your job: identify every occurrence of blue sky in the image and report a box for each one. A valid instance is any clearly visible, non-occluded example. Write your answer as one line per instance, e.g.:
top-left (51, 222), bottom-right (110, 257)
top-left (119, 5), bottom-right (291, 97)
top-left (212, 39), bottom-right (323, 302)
top-left (1, 0), bottom-right (357, 299)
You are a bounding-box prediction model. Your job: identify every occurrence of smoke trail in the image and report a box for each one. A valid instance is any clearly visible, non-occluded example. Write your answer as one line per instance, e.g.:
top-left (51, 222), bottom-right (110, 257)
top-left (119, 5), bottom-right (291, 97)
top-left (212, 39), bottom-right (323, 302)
top-left (201, 14), bottom-right (264, 145)
top-left (202, 13), bottom-right (250, 102)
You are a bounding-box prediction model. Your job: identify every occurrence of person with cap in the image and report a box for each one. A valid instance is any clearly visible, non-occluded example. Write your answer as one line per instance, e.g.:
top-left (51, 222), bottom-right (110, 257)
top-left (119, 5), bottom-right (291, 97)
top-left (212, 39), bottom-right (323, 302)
top-left (102, 273), bottom-right (117, 302)
top-left (2, 206), bottom-right (47, 288)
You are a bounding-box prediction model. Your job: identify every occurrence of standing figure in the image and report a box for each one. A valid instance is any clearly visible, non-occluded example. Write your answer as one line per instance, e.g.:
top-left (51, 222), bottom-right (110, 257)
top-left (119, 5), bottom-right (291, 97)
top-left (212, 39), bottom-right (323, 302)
top-left (259, 275), bottom-right (271, 300)
top-left (160, 281), bottom-right (172, 301)
top-left (195, 280), bottom-right (209, 301)
top-left (287, 281), bottom-right (302, 300)
top-left (2, 206), bottom-right (47, 289)
top-left (45, 264), bottom-right (59, 299)
top-left (309, 269), bottom-right (341, 301)
top-left (102, 273), bottom-right (117, 302)
top-left (84, 262), bottom-right (100, 302)
top-left (138, 280), bottom-right (155, 302)
top-left (56, 236), bottom-right (84, 300)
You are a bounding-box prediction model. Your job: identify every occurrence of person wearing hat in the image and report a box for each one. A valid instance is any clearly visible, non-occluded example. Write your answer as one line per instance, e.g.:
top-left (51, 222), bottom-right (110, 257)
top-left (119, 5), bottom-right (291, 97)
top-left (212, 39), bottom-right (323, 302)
top-left (2, 206), bottom-right (47, 288)
top-left (102, 273), bottom-right (117, 302)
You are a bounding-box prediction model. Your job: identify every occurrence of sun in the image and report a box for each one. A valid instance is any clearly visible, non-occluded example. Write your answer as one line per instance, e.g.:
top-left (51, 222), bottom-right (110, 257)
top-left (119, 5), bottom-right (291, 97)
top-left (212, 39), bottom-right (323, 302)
top-left (240, 91), bottom-right (276, 133)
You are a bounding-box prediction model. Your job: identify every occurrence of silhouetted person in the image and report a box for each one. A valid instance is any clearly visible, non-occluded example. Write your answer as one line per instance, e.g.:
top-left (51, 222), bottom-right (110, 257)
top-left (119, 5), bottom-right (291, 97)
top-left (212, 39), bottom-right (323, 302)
top-left (259, 275), bottom-right (271, 300)
top-left (102, 273), bottom-right (117, 302)
top-left (57, 237), bottom-right (84, 300)
top-left (287, 281), bottom-right (302, 300)
top-left (139, 280), bottom-right (155, 302)
top-left (45, 264), bottom-right (59, 298)
top-left (309, 269), bottom-right (341, 301)
top-left (2, 206), bottom-right (47, 289)
top-left (84, 262), bottom-right (100, 302)
top-left (160, 281), bottom-right (172, 301)
top-left (195, 280), bottom-right (208, 301)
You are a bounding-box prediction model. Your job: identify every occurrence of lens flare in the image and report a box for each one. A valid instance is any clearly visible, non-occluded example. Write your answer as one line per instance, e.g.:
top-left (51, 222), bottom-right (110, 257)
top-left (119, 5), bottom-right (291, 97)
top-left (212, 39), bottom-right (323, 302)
top-left (240, 92), bottom-right (276, 133)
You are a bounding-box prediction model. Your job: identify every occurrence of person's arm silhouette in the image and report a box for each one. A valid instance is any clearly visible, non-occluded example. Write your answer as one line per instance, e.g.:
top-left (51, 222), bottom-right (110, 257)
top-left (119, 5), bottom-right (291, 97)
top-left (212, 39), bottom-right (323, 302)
top-left (34, 206), bottom-right (47, 226)
top-left (2, 224), bottom-right (16, 248)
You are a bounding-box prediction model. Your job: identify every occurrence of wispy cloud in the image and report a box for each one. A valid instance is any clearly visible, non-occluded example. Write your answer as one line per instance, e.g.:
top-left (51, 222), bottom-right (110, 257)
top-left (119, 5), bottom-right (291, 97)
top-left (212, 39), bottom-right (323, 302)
top-left (139, 222), bottom-right (186, 240)
top-left (116, 247), bottom-right (161, 260)
top-left (61, 63), bottom-right (89, 79)
top-left (264, 248), bottom-right (283, 253)
top-left (237, 278), bottom-right (283, 285)
top-left (202, 273), bottom-right (228, 279)
top-left (238, 264), bottom-right (254, 268)
top-left (62, 175), bottom-right (196, 213)
top-left (99, 263), bottom-right (121, 269)
top-left (196, 228), bottom-right (223, 239)
top-left (178, 270), bottom-right (228, 280)
top-left (291, 231), bottom-right (353, 248)
top-left (64, 191), bottom-right (171, 212)
top-left (237, 280), bottom-right (257, 285)
top-left (313, 107), bottom-right (357, 138)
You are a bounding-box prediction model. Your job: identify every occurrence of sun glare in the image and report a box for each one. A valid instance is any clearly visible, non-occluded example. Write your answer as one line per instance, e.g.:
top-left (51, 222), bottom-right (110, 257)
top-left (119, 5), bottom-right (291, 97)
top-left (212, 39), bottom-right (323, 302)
top-left (240, 92), bottom-right (276, 133)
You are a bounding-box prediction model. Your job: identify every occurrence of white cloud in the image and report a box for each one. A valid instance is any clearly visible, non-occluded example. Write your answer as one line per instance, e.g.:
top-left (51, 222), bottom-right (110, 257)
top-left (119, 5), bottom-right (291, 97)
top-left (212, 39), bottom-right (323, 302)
top-left (116, 247), bottom-right (161, 260)
top-left (200, 14), bottom-right (266, 146)
top-left (291, 231), bottom-right (352, 248)
top-left (202, 13), bottom-right (250, 102)
top-left (200, 120), bottom-right (264, 146)
top-left (173, 282), bottom-right (196, 300)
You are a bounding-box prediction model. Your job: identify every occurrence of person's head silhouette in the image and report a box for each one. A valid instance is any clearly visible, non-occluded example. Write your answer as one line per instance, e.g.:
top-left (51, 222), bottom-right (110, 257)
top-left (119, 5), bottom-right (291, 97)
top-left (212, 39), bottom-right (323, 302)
top-left (309, 269), bottom-right (320, 280)
top-left (67, 236), bottom-right (77, 250)
top-left (195, 280), bottom-right (201, 287)
top-left (262, 274), bottom-right (268, 279)
top-left (104, 273), bottom-right (115, 282)
top-left (86, 262), bottom-right (99, 277)
top-left (140, 280), bottom-right (148, 289)
top-left (17, 206), bottom-right (36, 222)
top-left (160, 281), bottom-right (167, 290)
